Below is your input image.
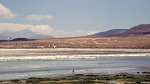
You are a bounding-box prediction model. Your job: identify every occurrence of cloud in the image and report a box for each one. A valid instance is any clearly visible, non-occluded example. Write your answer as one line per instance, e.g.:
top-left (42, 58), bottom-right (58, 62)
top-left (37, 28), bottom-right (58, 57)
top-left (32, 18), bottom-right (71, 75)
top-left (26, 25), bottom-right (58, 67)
top-left (26, 14), bottom-right (53, 20)
top-left (0, 23), bottom-right (54, 35)
top-left (0, 23), bottom-right (96, 37)
top-left (0, 3), bottom-right (15, 18)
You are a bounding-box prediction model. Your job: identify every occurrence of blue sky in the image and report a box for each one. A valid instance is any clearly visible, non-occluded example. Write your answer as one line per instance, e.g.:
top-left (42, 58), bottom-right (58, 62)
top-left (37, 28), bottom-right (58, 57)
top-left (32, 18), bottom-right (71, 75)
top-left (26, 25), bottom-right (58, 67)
top-left (0, 0), bottom-right (150, 37)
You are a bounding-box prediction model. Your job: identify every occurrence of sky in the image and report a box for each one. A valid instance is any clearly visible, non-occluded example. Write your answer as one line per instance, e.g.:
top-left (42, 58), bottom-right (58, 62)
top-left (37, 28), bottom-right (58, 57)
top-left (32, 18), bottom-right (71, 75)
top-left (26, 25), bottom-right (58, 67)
top-left (0, 0), bottom-right (150, 37)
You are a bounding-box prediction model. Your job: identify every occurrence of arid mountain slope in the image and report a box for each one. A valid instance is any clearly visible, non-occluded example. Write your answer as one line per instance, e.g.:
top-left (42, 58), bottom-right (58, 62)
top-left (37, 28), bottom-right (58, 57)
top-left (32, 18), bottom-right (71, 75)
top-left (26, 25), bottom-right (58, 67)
top-left (124, 24), bottom-right (150, 34)
top-left (93, 29), bottom-right (127, 36)
top-left (92, 24), bottom-right (150, 37)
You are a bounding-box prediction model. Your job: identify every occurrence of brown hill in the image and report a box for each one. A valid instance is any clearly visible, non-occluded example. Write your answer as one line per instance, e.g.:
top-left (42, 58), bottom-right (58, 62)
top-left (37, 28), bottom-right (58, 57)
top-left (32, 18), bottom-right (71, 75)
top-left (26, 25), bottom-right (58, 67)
top-left (91, 24), bottom-right (150, 37)
top-left (124, 24), bottom-right (150, 34)
top-left (92, 29), bottom-right (128, 36)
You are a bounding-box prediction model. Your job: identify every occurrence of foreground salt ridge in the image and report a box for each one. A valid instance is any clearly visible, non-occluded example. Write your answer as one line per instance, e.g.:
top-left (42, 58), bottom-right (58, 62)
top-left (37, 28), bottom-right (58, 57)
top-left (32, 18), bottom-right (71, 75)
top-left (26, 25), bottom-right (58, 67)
top-left (1, 48), bottom-right (150, 51)
top-left (0, 48), bottom-right (150, 61)
top-left (0, 53), bottom-right (150, 61)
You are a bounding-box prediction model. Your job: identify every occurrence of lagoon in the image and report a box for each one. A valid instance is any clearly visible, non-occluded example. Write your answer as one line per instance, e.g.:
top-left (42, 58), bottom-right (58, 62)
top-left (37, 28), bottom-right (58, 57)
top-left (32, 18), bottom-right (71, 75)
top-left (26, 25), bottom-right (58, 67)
top-left (0, 49), bottom-right (150, 80)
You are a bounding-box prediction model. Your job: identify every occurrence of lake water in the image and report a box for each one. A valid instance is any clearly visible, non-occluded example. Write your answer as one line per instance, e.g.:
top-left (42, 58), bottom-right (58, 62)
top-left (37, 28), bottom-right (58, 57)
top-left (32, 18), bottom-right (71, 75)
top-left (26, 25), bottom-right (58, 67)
top-left (0, 49), bottom-right (150, 80)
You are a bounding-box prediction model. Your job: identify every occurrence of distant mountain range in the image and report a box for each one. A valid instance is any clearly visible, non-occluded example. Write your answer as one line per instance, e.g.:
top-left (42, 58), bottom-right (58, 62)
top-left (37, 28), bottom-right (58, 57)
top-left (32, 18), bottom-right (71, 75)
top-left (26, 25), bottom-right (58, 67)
top-left (1, 24), bottom-right (150, 40)
top-left (124, 24), bottom-right (150, 34)
top-left (30, 35), bottom-right (53, 39)
top-left (92, 24), bottom-right (150, 37)
top-left (0, 29), bottom-right (53, 40)
top-left (93, 29), bottom-right (127, 36)
top-left (0, 34), bottom-right (8, 40)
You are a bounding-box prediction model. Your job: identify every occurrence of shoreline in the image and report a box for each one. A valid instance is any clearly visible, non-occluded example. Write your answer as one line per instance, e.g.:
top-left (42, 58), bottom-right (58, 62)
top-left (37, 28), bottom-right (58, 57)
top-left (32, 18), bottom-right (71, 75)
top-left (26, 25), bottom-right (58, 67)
top-left (0, 73), bottom-right (150, 84)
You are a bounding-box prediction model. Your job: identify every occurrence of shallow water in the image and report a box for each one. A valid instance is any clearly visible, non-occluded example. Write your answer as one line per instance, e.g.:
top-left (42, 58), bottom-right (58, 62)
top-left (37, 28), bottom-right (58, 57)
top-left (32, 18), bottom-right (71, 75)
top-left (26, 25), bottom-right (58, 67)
top-left (0, 49), bottom-right (150, 80)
